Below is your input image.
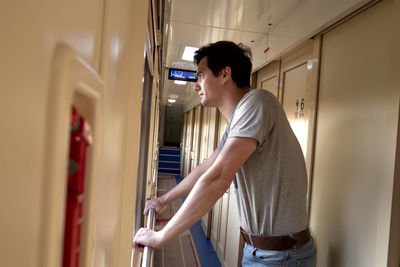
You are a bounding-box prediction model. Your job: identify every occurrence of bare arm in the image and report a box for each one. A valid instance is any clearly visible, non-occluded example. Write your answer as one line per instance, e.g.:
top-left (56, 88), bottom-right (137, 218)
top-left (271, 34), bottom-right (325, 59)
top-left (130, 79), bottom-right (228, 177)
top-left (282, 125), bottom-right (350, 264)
top-left (144, 149), bottom-right (220, 215)
top-left (134, 137), bottom-right (257, 249)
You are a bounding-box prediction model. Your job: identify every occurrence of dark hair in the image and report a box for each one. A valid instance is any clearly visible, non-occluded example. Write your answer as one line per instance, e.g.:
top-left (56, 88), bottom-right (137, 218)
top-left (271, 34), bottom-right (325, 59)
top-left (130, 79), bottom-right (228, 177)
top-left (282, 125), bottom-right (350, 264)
top-left (194, 41), bottom-right (252, 88)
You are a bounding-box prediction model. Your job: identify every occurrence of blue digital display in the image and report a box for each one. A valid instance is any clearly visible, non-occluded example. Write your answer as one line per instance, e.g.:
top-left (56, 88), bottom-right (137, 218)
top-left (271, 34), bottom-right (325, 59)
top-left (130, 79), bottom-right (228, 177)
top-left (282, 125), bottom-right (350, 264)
top-left (168, 68), bottom-right (198, 82)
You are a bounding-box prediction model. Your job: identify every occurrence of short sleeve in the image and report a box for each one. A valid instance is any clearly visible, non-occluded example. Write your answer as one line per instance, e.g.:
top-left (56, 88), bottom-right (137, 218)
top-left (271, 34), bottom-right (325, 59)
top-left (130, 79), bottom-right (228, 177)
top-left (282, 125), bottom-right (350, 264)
top-left (228, 90), bottom-right (277, 147)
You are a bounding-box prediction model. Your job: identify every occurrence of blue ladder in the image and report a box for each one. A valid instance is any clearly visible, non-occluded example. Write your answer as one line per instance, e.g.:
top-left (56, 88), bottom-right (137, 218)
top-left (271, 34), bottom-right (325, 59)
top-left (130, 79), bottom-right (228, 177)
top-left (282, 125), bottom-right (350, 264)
top-left (158, 147), bottom-right (181, 175)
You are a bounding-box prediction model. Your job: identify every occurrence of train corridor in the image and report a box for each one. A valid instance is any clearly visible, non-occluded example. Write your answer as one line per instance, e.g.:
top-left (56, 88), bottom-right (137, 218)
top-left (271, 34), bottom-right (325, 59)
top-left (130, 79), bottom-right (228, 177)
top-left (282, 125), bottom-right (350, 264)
top-left (1, 0), bottom-right (399, 267)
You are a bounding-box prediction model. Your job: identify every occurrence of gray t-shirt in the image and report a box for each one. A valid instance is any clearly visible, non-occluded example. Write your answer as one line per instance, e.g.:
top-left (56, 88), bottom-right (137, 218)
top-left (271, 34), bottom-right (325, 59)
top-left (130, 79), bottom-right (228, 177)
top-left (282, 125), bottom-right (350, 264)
top-left (217, 88), bottom-right (308, 235)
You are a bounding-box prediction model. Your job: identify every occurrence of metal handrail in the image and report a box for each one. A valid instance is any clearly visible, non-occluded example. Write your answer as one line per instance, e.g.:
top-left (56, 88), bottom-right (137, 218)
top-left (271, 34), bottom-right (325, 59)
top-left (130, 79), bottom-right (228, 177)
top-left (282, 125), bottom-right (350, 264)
top-left (141, 208), bottom-right (155, 267)
top-left (141, 167), bottom-right (158, 267)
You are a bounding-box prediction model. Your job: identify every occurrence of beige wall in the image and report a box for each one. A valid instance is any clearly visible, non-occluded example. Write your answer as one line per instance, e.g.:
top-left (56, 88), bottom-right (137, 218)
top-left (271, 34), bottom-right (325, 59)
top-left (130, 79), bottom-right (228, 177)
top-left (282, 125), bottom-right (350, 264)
top-left (0, 0), bottom-right (148, 266)
top-left (191, 105), bottom-right (203, 169)
top-left (256, 60), bottom-right (280, 98)
top-left (100, 1), bottom-right (148, 266)
top-left (310, 0), bottom-right (400, 266)
top-left (183, 109), bottom-right (194, 176)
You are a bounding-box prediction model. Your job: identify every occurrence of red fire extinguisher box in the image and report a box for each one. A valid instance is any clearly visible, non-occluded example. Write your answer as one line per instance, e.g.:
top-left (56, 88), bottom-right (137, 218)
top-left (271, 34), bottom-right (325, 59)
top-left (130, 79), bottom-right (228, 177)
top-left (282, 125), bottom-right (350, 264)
top-left (63, 106), bottom-right (93, 267)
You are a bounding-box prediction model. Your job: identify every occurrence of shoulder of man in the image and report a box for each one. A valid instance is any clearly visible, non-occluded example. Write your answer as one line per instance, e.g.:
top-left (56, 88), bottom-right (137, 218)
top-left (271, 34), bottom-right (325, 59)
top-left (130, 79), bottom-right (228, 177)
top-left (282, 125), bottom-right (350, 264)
top-left (250, 88), bottom-right (276, 100)
top-left (238, 89), bottom-right (278, 111)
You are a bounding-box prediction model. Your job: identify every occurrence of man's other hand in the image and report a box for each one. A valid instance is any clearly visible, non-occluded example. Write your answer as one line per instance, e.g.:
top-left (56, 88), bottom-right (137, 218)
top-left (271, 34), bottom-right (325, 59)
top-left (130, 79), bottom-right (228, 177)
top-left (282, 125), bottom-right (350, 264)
top-left (144, 197), bottom-right (167, 215)
top-left (133, 228), bottom-right (164, 252)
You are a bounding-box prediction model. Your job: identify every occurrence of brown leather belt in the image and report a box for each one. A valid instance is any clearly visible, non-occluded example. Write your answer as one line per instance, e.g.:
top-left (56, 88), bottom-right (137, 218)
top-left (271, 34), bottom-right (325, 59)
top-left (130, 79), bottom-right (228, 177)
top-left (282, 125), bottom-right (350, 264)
top-left (240, 227), bottom-right (311, 251)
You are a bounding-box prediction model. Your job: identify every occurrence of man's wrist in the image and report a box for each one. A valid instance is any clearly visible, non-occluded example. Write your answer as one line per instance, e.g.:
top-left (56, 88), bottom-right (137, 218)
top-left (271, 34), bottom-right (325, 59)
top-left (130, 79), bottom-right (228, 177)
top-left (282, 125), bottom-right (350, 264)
top-left (159, 195), bottom-right (168, 205)
top-left (155, 228), bottom-right (168, 248)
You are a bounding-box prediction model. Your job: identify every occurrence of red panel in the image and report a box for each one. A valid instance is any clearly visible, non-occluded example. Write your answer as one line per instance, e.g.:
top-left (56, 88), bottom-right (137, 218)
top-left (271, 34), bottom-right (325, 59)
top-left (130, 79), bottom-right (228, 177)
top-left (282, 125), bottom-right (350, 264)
top-left (69, 116), bottom-right (92, 194)
top-left (63, 106), bottom-right (92, 267)
top-left (63, 193), bottom-right (84, 267)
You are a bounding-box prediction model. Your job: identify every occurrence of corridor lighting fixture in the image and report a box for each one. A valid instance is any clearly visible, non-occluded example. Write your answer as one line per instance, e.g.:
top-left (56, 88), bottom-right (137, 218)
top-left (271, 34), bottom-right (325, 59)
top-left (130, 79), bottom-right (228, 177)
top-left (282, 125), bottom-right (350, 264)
top-left (182, 46), bottom-right (198, 61)
top-left (174, 80), bottom-right (187, 85)
top-left (169, 94), bottom-right (179, 99)
top-left (168, 99), bottom-right (176, 103)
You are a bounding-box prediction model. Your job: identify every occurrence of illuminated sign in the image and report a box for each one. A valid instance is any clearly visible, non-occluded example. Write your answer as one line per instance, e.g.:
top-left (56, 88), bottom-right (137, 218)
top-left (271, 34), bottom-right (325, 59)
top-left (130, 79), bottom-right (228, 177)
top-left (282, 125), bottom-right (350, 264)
top-left (168, 68), bottom-right (198, 82)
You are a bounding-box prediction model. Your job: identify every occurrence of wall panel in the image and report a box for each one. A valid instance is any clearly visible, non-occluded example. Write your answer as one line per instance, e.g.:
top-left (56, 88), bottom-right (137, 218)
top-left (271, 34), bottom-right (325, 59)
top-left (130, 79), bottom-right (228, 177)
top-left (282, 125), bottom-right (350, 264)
top-left (0, 1), bottom-right (105, 266)
top-left (201, 107), bottom-right (219, 238)
top-left (210, 112), bottom-right (228, 259)
top-left (279, 39), bottom-right (320, 211)
top-left (191, 105), bottom-right (203, 170)
top-left (310, 1), bottom-right (400, 266)
top-left (256, 60), bottom-right (280, 99)
top-left (0, 0), bottom-right (149, 266)
top-left (184, 110), bottom-right (194, 176)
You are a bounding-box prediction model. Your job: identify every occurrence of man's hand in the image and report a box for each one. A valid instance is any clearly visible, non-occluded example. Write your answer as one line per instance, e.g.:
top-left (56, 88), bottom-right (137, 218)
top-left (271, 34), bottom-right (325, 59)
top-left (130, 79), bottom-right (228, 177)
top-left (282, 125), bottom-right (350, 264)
top-left (133, 228), bottom-right (165, 252)
top-left (144, 197), bottom-right (167, 215)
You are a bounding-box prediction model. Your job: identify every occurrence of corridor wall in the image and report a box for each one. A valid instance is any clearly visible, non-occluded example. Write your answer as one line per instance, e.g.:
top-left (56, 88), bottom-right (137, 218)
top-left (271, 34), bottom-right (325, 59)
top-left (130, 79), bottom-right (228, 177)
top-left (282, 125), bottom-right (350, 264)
top-left (310, 0), bottom-right (400, 265)
top-left (0, 1), bottom-right (149, 267)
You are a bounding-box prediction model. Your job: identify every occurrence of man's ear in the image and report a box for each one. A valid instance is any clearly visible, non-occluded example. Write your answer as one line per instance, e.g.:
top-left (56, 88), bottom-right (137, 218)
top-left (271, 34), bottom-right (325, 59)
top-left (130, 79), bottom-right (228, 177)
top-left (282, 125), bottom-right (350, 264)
top-left (221, 66), bottom-right (232, 82)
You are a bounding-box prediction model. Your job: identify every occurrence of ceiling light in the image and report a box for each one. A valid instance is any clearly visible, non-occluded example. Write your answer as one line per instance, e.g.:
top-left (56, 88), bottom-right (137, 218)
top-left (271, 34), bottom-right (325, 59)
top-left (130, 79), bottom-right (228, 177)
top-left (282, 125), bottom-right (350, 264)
top-left (174, 80), bottom-right (187, 85)
top-left (169, 94), bottom-right (179, 99)
top-left (168, 99), bottom-right (176, 103)
top-left (182, 46), bottom-right (198, 61)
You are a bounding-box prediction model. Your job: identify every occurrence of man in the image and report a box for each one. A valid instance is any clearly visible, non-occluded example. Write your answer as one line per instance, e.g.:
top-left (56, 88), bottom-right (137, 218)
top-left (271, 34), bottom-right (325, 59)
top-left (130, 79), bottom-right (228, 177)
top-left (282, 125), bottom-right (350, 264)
top-left (134, 41), bottom-right (316, 266)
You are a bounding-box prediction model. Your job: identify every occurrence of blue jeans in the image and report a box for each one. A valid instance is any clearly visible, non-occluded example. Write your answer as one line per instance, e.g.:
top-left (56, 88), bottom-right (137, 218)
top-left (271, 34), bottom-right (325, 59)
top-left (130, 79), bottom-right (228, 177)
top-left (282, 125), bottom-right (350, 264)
top-left (242, 238), bottom-right (316, 267)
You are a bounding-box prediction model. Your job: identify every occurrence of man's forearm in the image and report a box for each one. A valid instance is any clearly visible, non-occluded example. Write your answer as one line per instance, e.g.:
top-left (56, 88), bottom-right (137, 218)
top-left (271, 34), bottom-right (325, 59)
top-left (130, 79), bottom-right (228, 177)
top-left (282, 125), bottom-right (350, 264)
top-left (160, 150), bottom-right (218, 204)
top-left (158, 165), bottom-right (229, 246)
top-left (160, 164), bottom-right (202, 203)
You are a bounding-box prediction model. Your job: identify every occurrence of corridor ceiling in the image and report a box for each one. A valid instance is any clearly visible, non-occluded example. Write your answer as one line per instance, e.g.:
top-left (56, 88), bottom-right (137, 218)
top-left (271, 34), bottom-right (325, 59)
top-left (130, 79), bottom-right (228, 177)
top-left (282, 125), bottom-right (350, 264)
top-left (160, 0), bottom-right (371, 110)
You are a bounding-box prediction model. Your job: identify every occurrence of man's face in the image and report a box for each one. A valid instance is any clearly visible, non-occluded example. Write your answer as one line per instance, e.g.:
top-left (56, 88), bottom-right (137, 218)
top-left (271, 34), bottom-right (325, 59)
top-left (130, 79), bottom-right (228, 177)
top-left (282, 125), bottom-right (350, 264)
top-left (194, 57), bottom-right (223, 107)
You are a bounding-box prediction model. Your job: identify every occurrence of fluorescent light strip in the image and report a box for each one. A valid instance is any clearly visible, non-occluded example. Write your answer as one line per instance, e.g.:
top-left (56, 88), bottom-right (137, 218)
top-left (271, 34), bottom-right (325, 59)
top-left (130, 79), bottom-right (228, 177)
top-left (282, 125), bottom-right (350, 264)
top-left (174, 80), bottom-right (187, 85)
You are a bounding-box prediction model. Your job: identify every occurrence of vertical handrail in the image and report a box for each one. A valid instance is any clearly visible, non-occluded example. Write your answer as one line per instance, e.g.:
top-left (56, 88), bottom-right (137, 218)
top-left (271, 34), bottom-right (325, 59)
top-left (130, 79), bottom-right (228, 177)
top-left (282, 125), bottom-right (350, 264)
top-left (141, 208), bottom-right (155, 267)
top-left (141, 166), bottom-right (158, 267)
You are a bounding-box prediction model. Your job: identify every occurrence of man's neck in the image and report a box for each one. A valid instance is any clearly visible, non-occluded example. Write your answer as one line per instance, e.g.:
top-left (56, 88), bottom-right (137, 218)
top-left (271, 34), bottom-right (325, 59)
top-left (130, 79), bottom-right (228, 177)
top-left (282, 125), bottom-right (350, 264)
top-left (218, 87), bottom-right (250, 118)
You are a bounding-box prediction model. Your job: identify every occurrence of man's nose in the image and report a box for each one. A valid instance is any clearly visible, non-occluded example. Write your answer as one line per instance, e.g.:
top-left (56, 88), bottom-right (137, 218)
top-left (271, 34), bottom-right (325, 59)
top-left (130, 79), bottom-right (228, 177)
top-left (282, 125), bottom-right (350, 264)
top-left (193, 81), bottom-right (200, 91)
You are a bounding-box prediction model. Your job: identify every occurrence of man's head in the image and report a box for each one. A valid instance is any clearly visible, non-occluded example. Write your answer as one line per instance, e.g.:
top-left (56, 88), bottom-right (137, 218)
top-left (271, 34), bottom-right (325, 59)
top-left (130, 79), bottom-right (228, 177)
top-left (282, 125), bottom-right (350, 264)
top-left (194, 41), bottom-right (252, 89)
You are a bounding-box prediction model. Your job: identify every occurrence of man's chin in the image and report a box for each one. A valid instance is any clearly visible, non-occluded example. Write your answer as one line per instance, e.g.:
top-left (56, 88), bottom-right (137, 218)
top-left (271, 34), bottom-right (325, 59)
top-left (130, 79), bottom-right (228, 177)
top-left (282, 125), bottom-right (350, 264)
top-left (200, 99), bottom-right (211, 107)
top-left (200, 98), bottom-right (217, 107)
